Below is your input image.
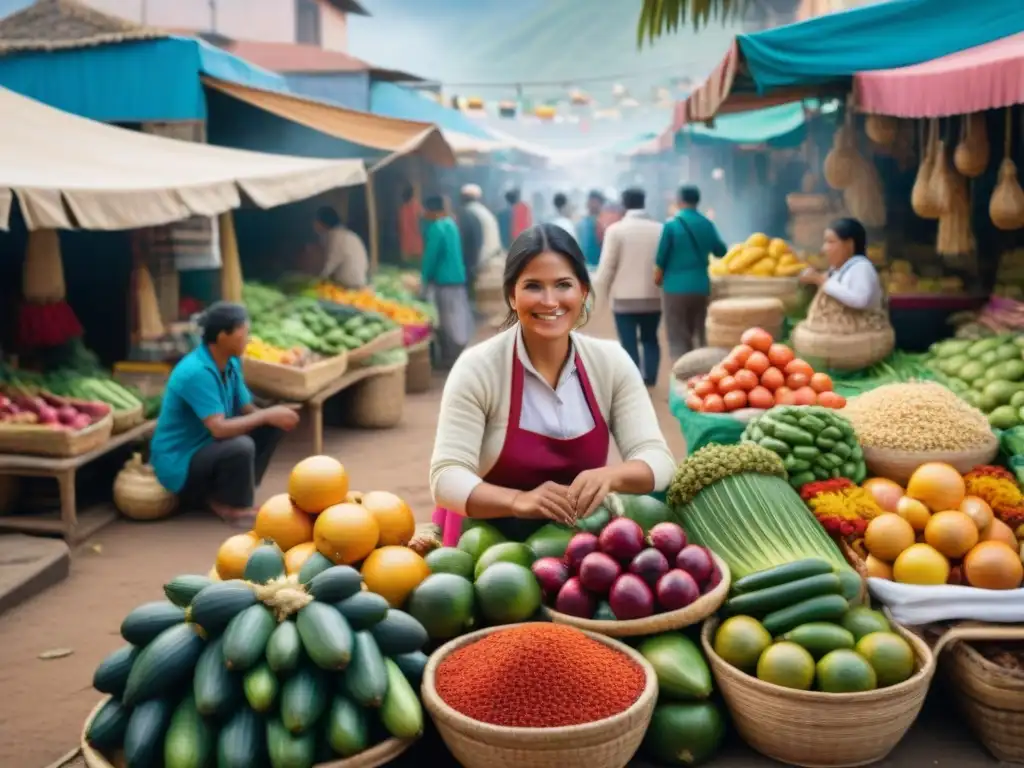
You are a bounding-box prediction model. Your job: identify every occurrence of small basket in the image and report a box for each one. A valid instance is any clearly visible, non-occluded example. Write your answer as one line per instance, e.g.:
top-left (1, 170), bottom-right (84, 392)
top-left (113, 453), bottom-right (177, 521)
top-left (111, 405), bottom-right (144, 435)
top-left (859, 439), bottom-right (998, 486)
top-left (545, 551), bottom-right (730, 637)
top-left (791, 323), bottom-right (895, 372)
top-left (710, 276), bottom-right (801, 309)
top-left (421, 624), bottom-right (658, 768)
top-left (0, 413), bottom-right (113, 457)
top-left (700, 617), bottom-right (935, 767)
top-left (930, 623), bottom-right (1024, 763)
top-left (80, 696), bottom-right (416, 768)
top-left (707, 318), bottom-right (782, 349)
top-left (346, 362), bottom-right (407, 429)
top-left (405, 337), bottom-right (433, 394)
top-left (671, 346), bottom-right (732, 381)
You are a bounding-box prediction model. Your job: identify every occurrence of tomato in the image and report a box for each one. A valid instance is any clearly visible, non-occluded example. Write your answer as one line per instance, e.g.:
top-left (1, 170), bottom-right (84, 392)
top-left (694, 379), bottom-right (716, 398)
top-left (730, 344), bottom-right (754, 365)
top-left (745, 351), bottom-right (770, 376)
top-left (767, 343), bottom-right (795, 369)
top-left (774, 387), bottom-right (796, 405)
top-left (760, 367), bottom-right (785, 391)
top-left (723, 390), bottom-right (748, 411)
top-left (702, 394), bottom-right (726, 413)
top-left (721, 357), bottom-right (741, 374)
top-left (793, 386), bottom-right (818, 406)
top-left (686, 394), bottom-right (705, 412)
top-left (786, 372), bottom-right (810, 390)
top-left (740, 327), bottom-right (773, 354)
top-left (718, 375), bottom-right (739, 393)
top-left (708, 365), bottom-right (728, 383)
top-left (784, 358), bottom-right (815, 378)
top-left (810, 372), bottom-right (834, 393)
top-left (733, 369), bottom-right (759, 391)
top-left (747, 386), bottom-right (775, 410)
top-left (817, 391), bottom-right (846, 409)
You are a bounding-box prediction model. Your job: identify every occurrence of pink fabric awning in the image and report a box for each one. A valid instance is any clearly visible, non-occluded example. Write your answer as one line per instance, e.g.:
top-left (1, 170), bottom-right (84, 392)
top-left (856, 33), bottom-right (1024, 117)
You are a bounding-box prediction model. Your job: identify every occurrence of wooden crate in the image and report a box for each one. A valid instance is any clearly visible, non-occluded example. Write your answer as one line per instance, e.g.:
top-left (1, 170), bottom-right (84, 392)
top-left (243, 352), bottom-right (349, 401)
top-left (0, 414), bottom-right (114, 458)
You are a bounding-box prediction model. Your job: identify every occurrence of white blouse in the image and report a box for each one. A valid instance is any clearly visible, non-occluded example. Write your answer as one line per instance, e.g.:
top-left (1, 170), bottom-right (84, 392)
top-left (823, 255), bottom-right (883, 311)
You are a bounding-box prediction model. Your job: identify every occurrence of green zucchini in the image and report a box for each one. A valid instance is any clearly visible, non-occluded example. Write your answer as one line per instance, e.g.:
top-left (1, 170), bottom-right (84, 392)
top-left (217, 707), bottom-right (265, 768)
top-left (837, 568), bottom-right (866, 603)
top-left (380, 657), bottom-right (424, 739)
top-left (123, 622), bottom-right (206, 706)
top-left (163, 575), bottom-right (214, 607)
top-left (733, 559), bottom-right (835, 594)
top-left (297, 552), bottom-right (334, 585)
top-left (243, 542), bottom-right (287, 584)
top-left (343, 631), bottom-right (388, 708)
top-left (781, 622), bottom-right (855, 659)
top-left (335, 591), bottom-right (390, 630)
top-left (85, 697), bottom-right (130, 751)
top-left (758, 437), bottom-right (790, 456)
top-left (194, 635), bottom-right (241, 717)
top-left (392, 650), bottom-right (429, 688)
top-left (124, 698), bottom-right (174, 768)
top-left (326, 694), bottom-right (370, 758)
top-left (756, 416), bottom-right (776, 436)
top-left (223, 604), bottom-right (277, 671)
top-left (244, 661), bottom-right (279, 713)
top-left (725, 573), bottom-right (842, 617)
top-left (164, 695), bottom-right (215, 768)
top-left (280, 665), bottom-right (330, 735)
top-left (296, 602), bottom-right (353, 670)
top-left (267, 717), bottom-right (317, 768)
top-left (747, 424), bottom-right (765, 443)
top-left (93, 644), bottom-right (139, 698)
top-left (188, 580), bottom-right (258, 634)
top-left (762, 594), bottom-right (850, 636)
top-left (306, 565), bottom-right (362, 603)
top-left (266, 620), bottom-right (303, 676)
top-left (370, 610), bottom-right (428, 656)
top-left (120, 601), bottom-right (187, 645)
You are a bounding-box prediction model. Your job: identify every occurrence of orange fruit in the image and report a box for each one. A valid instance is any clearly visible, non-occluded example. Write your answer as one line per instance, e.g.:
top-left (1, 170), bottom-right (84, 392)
top-left (254, 493), bottom-right (314, 552)
top-left (284, 541), bottom-right (318, 575)
top-left (963, 541), bottom-right (1024, 590)
top-left (980, 518), bottom-right (1019, 549)
top-left (345, 490), bottom-right (364, 504)
top-left (360, 491), bottom-right (416, 547)
top-left (906, 462), bottom-right (965, 512)
top-left (865, 514), bottom-right (916, 562)
top-left (215, 532), bottom-right (260, 580)
top-left (313, 503), bottom-right (379, 565)
top-left (289, 456), bottom-right (349, 514)
top-left (865, 554), bottom-right (894, 580)
top-left (959, 496), bottom-right (994, 532)
top-left (361, 545), bottom-right (431, 607)
top-left (892, 543), bottom-right (950, 585)
top-left (896, 497), bottom-right (931, 532)
top-left (924, 510), bottom-right (979, 559)
top-left (863, 478), bottom-right (904, 513)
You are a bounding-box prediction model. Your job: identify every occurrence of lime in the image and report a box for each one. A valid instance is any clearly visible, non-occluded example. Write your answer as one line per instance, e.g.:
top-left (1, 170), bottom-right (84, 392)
top-left (756, 642), bottom-right (815, 690)
top-left (473, 542), bottom-right (535, 580)
top-left (855, 631), bottom-right (916, 687)
top-left (713, 616), bottom-right (772, 672)
top-left (457, 523), bottom-right (506, 563)
top-left (840, 606), bottom-right (891, 640)
top-left (424, 547), bottom-right (475, 580)
top-left (816, 649), bottom-right (877, 693)
top-left (474, 562), bottom-right (542, 624)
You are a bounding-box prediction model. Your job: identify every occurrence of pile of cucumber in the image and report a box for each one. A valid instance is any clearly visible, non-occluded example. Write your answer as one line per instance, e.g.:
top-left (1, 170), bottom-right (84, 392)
top-left (86, 543), bottom-right (428, 768)
top-left (741, 405), bottom-right (867, 489)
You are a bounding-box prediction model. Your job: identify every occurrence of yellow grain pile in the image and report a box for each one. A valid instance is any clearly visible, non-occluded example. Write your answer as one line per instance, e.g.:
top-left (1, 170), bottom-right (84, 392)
top-left (841, 382), bottom-right (994, 452)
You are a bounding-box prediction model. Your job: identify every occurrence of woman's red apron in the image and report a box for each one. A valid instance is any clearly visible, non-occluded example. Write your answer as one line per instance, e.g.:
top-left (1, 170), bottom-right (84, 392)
top-left (433, 341), bottom-right (610, 544)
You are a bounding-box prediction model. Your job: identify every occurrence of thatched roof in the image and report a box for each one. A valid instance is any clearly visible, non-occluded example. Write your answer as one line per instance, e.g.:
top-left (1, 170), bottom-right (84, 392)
top-left (0, 0), bottom-right (168, 54)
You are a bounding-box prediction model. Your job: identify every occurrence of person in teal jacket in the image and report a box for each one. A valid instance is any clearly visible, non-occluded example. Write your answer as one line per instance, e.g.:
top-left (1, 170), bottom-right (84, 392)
top-left (422, 195), bottom-right (475, 367)
top-left (654, 185), bottom-right (728, 360)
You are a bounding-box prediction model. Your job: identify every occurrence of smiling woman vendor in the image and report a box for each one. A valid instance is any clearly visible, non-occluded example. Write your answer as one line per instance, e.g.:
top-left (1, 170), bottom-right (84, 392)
top-left (428, 224), bottom-right (676, 545)
top-left (150, 303), bottom-right (299, 525)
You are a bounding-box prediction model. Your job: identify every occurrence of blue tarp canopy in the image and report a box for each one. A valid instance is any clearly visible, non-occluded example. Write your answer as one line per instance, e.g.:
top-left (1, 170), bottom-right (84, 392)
top-left (369, 82), bottom-right (494, 139)
top-left (684, 101), bottom-right (808, 148)
top-left (682, 0), bottom-right (1024, 123)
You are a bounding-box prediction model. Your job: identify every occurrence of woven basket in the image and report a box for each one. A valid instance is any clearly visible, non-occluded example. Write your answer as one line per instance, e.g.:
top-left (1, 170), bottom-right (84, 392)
top-left (671, 346), bottom-right (732, 381)
top-left (405, 338), bottom-right (433, 394)
top-left (931, 623), bottom-right (1024, 763)
top-left (791, 323), bottom-right (895, 372)
top-left (80, 696), bottom-right (416, 768)
top-left (710, 276), bottom-right (801, 309)
top-left (701, 617), bottom-right (935, 767)
top-left (113, 453), bottom-right (177, 521)
top-left (707, 318), bottom-right (783, 349)
top-left (707, 296), bottom-right (785, 325)
top-left (787, 193), bottom-right (833, 215)
top-left (111, 405), bottom-right (144, 435)
top-left (860, 439), bottom-right (999, 486)
top-left (545, 552), bottom-right (729, 637)
top-left (0, 413), bottom-right (112, 457)
top-left (243, 352), bottom-right (349, 401)
top-left (346, 362), bottom-right (407, 429)
top-left (421, 623), bottom-right (658, 768)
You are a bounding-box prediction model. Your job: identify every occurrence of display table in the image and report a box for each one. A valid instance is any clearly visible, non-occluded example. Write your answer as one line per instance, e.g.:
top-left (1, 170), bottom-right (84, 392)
top-left (0, 420), bottom-right (156, 542)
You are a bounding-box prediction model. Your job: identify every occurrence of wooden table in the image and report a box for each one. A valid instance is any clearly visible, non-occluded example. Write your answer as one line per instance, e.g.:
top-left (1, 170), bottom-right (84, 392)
top-left (0, 420), bottom-right (156, 542)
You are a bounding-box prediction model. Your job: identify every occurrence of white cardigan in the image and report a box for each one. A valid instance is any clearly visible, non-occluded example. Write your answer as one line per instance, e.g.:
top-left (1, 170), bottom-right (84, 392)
top-left (429, 327), bottom-right (677, 513)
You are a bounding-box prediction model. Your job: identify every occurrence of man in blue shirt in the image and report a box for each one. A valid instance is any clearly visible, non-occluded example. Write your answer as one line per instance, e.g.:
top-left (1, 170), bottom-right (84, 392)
top-left (422, 195), bottom-right (474, 368)
top-left (576, 189), bottom-right (605, 270)
top-left (150, 303), bottom-right (299, 524)
top-left (654, 185), bottom-right (728, 360)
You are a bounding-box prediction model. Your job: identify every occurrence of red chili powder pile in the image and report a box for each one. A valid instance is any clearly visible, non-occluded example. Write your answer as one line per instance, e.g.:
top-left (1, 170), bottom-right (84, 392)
top-left (434, 623), bottom-right (646, 728)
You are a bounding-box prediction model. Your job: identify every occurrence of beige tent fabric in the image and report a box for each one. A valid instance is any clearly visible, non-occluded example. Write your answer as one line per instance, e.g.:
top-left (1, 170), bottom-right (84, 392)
top-left (203, 77), bottom-right (457, 168)
top-left (0, 86), bottom-right (367, 231)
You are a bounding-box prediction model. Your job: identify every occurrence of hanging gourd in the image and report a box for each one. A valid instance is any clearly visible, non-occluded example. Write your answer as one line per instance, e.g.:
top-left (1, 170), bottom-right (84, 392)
top-left (911, 120), bottom-right (941, 219)
top-left (989, 108), bottom-right (1024, 231)
top-left (929, 121), bottom-right (954, 217)
top-left (936, 162), bottom-right (975, 259)
top-left (865, 115), bottom-right (898, 147)
top-left (17, 228), bottom-right (83, 350)
top-left (953, 112), bottom-right (990, 178)
top-left (823, 113), bottom-right (857, 190)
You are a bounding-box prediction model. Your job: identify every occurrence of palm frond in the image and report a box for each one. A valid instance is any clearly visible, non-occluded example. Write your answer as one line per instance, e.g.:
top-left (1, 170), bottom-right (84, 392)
top-left (636, 0), bottom-right (748, 47)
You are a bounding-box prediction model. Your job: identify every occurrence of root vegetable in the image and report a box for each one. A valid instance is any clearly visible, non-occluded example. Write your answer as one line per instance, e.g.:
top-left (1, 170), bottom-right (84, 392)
top-left (36, 405), bottom-right (59, 424)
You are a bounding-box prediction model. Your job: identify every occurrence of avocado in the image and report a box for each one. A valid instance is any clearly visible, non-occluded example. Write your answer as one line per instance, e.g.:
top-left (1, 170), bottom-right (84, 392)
top-left (989, 405), bottom-right (1021, 430)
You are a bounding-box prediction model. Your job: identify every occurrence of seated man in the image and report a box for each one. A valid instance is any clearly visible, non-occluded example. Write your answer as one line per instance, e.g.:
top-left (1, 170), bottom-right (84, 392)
top-left (150, 302), bottom-right (299, 525)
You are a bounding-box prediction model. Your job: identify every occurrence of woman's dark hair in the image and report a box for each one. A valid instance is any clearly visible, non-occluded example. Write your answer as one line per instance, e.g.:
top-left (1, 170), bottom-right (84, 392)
top-left (679, 185), bottom-right (701, 206)
top-left (200, 302), bottom-right (248, 345)
top-left (621, 187), bottom-right (646, 210)
top-left (315, 206), bottom-right (341, 229)
top-left (502, 224), bottom-right (592, 329)
top-left (424, 195), bottom-right (445, 213)
top-left (828, 217), bottom-right (867, 255)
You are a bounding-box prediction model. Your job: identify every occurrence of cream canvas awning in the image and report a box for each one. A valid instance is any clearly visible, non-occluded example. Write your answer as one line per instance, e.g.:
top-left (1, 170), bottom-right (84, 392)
top-left (0, 86), bottom-right (368, 231)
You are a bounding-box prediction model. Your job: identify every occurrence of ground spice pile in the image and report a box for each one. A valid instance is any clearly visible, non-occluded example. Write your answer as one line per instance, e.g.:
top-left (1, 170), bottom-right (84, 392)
top-left (434, 624), bottom-right (645, 728)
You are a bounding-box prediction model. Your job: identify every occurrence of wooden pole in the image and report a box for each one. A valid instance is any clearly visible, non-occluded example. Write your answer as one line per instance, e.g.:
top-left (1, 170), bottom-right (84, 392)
top-left (366, 171), bottom-right (380, 276)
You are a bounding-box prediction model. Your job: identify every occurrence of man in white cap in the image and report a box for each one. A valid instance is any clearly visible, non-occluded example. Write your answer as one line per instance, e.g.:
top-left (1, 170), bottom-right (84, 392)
top-left (457, 183), bottom-right (502, 290)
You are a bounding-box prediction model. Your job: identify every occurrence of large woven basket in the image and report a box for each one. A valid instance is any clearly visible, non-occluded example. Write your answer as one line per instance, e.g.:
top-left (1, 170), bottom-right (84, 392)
top-left (791, 323), bottom-right (895, 372)
top-left (80, 696), bottom-right (416, 768)
top-left (859, 439), bottom-right (999, 486)
top-left (930, 623), bottom-right (1024, 763)
top-left (112, 454), bottom-right (177, 521)
top-left (405, 338), bottom-right (433, 394)
top-left (422, 623), bottom-right (657, 768)
top-left (700, 617), bottom-right (935, 767)
top-left (710, 276), bottom-right (801, 309)
top-left (346, 362), bottom-right (407, 429)
top-left (545, 552), bottom-right (729, 637)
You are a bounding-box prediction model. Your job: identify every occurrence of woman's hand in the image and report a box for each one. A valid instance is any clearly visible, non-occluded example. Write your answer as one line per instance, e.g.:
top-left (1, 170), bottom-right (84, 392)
top-left (799, 269), bottom-right (826, 287)
top-left (512, 482), bottom-right (575, 526)
top-left (568, 468), bottom-right (616, 521)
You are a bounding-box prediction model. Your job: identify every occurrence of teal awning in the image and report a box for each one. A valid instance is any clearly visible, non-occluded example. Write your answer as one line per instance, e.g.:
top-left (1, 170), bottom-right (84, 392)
top-left (682, 102), bottom-right (808, 148)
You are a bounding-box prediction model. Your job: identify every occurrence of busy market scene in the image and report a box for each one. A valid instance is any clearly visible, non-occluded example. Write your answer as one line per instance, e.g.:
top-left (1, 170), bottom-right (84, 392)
top-left (1, 0), bottom-right (1024, 766)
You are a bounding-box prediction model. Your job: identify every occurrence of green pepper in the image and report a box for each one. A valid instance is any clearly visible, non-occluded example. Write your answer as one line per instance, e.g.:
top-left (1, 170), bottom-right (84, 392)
top-left (841, 462), bottom-right (858, 478)
top-left (815, 436), bottom-right (837, 451)
top-left (759, 437), bottom-right (791, 456)
top-left (747, 425), bottom-right (765, 443)
top-left (756, 417), bottom-right (776, 437)
top-left (774, 423), bottom-right (814, 446)
top-left (792, 445), bottom-right (820, 461)
top-left (789, 472), bottom-right (816, 488)
top-left (798, 414), bottom-right (828, 434)
top-left (831, 441), bottom-right (852, 459)
top-left (819, 425), bottom-right (844, 441)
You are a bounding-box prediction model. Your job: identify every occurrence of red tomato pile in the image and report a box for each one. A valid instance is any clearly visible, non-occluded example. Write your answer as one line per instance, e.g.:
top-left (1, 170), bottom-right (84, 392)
top-left (684, 328), bottom-right (847, 413)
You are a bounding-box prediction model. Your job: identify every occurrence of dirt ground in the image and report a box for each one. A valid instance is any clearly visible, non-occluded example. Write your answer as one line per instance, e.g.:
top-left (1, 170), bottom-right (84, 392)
top-left (0, 314), bottom-right (1000, 767)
